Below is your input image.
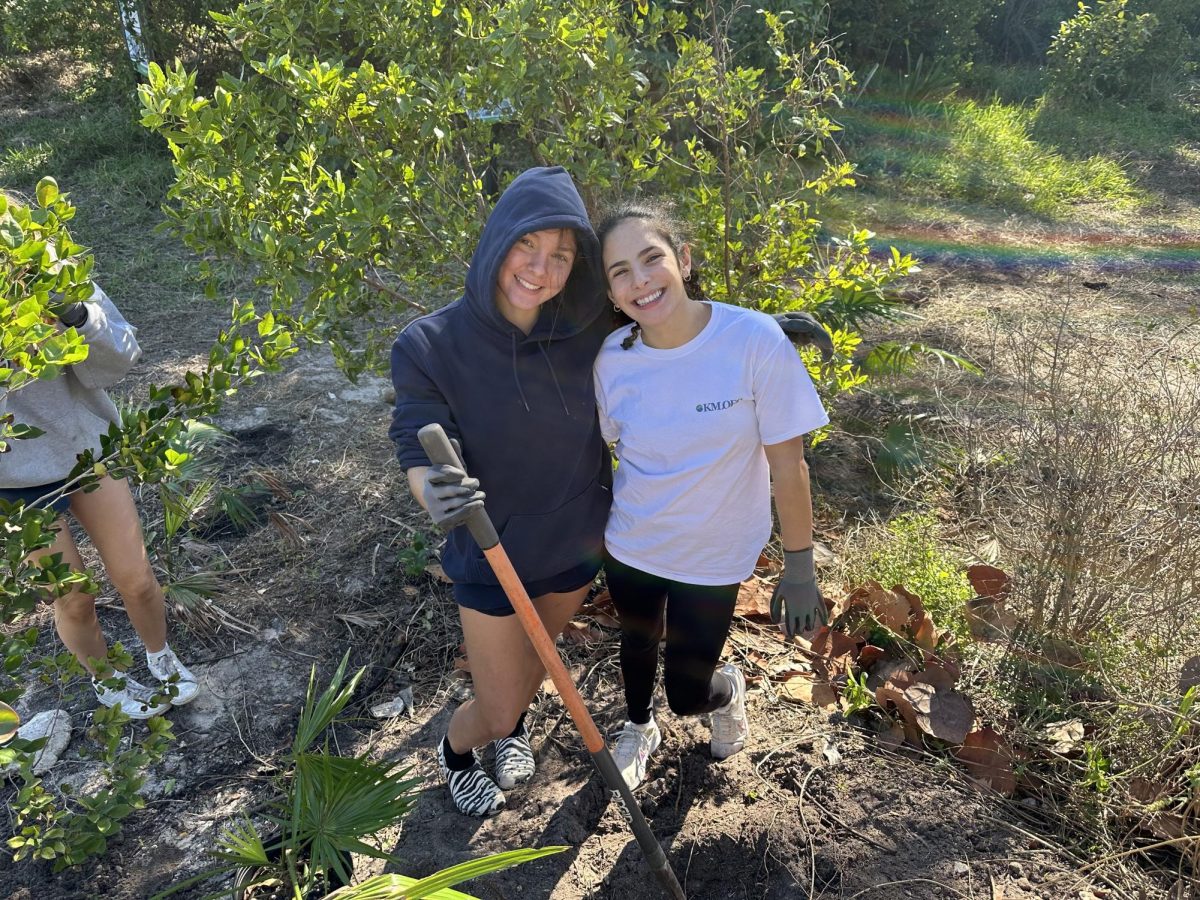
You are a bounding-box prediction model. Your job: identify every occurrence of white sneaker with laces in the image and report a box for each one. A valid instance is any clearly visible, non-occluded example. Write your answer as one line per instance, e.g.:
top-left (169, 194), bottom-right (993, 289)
top-left (612, 719), bottom-right (661, 790)
top-left (146, 644), bottom-right (199, 706)
top-left (710, 663), bottom-right (749, 759)
top-left (93, 673), bottom-right (171, 719)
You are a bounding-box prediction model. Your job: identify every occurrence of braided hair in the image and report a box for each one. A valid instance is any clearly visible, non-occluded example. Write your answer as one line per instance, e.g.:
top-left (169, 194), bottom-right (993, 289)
top-left (595, 199), bottom-right (705, 350)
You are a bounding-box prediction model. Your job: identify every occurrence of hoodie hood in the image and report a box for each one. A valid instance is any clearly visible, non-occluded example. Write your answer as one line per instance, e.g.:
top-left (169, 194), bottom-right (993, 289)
top-left (465, 166), bottom-right (605, 343)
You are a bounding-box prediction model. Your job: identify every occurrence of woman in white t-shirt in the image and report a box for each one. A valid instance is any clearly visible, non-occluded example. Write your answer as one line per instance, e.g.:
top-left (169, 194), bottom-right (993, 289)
top-left (593, 201), bottom-right (829, 790)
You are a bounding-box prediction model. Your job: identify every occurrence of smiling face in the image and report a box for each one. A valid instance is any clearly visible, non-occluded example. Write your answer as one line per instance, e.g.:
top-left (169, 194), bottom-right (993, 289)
top-left (494, 228), bottom-right (578, 328)
top-left (602, 218), bottom-right (692, 331)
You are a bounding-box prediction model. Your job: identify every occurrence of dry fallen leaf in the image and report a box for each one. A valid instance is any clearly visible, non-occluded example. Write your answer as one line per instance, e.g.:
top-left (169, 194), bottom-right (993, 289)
top-left (1042, 718), bottom-right (1085, 754)
top-left (590, 611), bottom-right (621, 629)
top-left (857, 644), bottom-right (886, 668)
top-left (424, 562), bottom-right (452, 583)
top-left (589, 589), bottom-right (614, 612)
top-left (777, 671), bottom-right (838, 709)
top-left (904, 682), bottom-right (974, 744)
top-left (912, 614), bottom-right (938, 653)
top-left (876, 681), bottom-right (922, 745)
top-left (734, 577), bottom-right (775, 621)
top-left (913, 661), bottom-right (957, 692)
top-left (966, 596), bottom-right (1017, 641)
top-left (1126, 777), bottom-right (1170, 806)
top-left (453, 656), bottom-right (470, 672)
top-left (866, 585), bottom-right (912, 632)
top-left (954, 727), bottom-right (1016, 796)
top-left (966, 564), bottom-right (1011, 602)
top-left (892, 584), bottom-right (925, 621)
top-left (562, 621), bottom-right (603, 645)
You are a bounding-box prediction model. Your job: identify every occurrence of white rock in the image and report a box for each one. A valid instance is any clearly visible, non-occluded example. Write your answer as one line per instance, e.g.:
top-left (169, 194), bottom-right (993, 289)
top-left (370, 687), bottom-right (414, 719)
top-left (1, 709), bottom-right (72, 777)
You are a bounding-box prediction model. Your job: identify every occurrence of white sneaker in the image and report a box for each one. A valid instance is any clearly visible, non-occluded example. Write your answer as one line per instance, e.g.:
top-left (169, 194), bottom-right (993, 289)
top-left (611, 719), bottom-right (661, 790)
top-left (146, 645), bottom-right (199, 706)
top-left (710, 663), bottom-right (749, 759)
top-left (93, 673), bottom-right (171, 719)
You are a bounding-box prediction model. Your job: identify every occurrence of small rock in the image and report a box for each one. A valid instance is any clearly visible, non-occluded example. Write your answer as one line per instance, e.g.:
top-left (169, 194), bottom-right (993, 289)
top-left (951, 861), bottom-right (969, 877)
top-left (1, 709), bottom-right (72, 777)
top-left (1008, 862), bottom-right (1024, 879)
top-left (370, 687), bottom-right (414, 719)
top-left (1020, 796), bottom-right (1039, 809)
top-left (220, 407), bottom-right (269, 433)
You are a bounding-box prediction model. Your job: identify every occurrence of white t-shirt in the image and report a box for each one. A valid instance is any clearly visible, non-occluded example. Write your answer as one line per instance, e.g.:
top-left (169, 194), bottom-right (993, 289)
top-left (594, 302), bottom-right (829, 585)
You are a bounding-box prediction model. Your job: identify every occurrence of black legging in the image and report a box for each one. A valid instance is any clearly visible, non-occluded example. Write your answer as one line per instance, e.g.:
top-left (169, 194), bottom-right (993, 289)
top-left (604, 552), bottom-right (740, 725)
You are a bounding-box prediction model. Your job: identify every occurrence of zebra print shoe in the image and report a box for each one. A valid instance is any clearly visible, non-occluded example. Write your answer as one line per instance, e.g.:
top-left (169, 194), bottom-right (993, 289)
top-left (494, 726), bottom-right (536, 790)
top-left (438, 739), bottom-right (506, 817)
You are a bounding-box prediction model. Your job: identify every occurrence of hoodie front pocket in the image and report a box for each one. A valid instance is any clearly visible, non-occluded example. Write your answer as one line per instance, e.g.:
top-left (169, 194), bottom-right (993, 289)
top-left (497, 479), bottom-right (611, 584)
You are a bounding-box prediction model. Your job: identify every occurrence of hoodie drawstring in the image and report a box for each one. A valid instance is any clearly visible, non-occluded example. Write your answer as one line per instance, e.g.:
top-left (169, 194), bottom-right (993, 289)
top-left (511, 333), bottom-right (531, 413)
top-left (537, 342), bottom-right (571, 416)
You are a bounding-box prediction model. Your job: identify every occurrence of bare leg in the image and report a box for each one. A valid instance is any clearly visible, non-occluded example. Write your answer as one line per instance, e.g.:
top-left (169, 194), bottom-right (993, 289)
top-left (43, 521), bottom-right (109, 672)
top-left (68, 476), bottom-right (168, 654)
top-left (447, 582), bottom-right (589, 753)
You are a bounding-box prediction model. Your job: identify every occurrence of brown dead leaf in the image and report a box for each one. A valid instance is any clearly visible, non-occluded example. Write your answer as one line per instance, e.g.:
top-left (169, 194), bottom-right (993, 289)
top-left (865, 586), bottom-right (912, 632)
top-left (589, 589), bottom-right (614, 612)
top-left (955, 727), bottom-right (1016, 796)
top-left (912, 614), bottom-right (938, 653)
top-left (857, 644), bottom-right (886, 668)
top-left (892, 584), bottom-right (925, 622)
top-left (453, 656), bottom-right (470, 672)
top-left (424, 562), bottom-right (452, 583)
top-left (1126, 777), bottom-right (1170, 806)
top-left (268, 511), bottom-right (306, 547)
top-left (867, 657), bottom-right (916, 692)
top-left (904, 682), bottom-right (974, 744)
top-left (777, 671), bottom-right (838, 709)
top-left (734, 577), bottom-right (775, 621)
top-left (590, 611), bottom-right (621, 629)
top-left (966, 564), bottom-right (1011, 602)
top-left (966, 596), bottom-right (1017, 641)
top-left (876, 682), bottom-right (922, 745)
top-left (913, 661), bottom-right (957, 692)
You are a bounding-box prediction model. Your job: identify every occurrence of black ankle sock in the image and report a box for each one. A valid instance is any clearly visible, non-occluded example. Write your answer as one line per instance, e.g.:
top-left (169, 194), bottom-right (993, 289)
top-left (441, 735), bottom-right (475, 772)
top-left (629, 709), bottom-right (653, 726)
top-left (505, 712), bottom-right (527, 740)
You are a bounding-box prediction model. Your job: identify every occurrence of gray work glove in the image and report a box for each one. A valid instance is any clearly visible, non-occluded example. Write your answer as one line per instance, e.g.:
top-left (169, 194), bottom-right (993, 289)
top-left (420, 438), bottom-right (485, 530)
top-left (50, 291), bottom-right (89, 328)
top-left (770, 547), bottom-right (827, 638)
top-left (772, 312), bottom-right (834, 362)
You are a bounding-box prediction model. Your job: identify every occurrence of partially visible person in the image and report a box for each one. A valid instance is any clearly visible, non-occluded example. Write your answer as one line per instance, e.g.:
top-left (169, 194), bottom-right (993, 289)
top-left (0, 285), bottom-right (198, 719)
top-left (593, 200), bottom-right (829, 790)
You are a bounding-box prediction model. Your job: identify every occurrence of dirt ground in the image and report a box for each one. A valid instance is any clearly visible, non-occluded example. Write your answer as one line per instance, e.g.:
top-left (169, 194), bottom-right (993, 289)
top-left (2, 112), bottom-right (1197, 900)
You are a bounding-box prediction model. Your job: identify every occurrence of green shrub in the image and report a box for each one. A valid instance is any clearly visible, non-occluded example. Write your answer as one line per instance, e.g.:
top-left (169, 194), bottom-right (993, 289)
top-left (841, 512), bottom-right (973, 637)
top-left (1046, 0), bottom-right (1160, 104)
top-left (825, 0), bottom-right (994, 70)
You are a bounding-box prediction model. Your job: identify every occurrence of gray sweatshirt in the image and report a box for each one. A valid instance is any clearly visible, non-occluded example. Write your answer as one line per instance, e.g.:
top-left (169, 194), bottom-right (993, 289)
top-left (0, 286), bottom-right (142, 488)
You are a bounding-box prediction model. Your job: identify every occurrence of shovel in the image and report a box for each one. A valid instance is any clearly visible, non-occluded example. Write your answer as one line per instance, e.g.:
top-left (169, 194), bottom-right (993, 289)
top-left (418, 424), bottom-right (686, 900)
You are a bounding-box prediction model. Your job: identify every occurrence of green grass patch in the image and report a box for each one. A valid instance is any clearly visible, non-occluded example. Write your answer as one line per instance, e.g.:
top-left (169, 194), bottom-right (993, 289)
top-left (938, 99), bottom-right (1140, 215)
top-left (840, 93), bottom-right (1144, 217)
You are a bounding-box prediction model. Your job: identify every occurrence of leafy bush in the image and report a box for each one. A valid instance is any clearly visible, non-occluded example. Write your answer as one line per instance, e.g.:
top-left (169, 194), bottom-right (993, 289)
top-left (1045, 0), bottom-right (1166, 105)
top-left (138, 0), bottom-right (917, 404)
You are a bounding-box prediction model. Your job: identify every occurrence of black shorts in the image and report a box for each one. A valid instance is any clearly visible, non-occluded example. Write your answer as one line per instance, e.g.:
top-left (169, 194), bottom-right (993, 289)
top-left (453, 558), bottom-right (602, 617)
top-left (0, 479), bottom-right (74, 515)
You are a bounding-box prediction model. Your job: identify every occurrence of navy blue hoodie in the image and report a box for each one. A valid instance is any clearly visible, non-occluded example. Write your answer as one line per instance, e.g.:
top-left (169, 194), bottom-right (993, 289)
top-left (389, 167), bottom-right (612, 586)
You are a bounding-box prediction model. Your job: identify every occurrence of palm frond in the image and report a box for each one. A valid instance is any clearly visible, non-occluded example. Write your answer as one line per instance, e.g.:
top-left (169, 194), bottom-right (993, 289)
top-left (293, 651), bottom-right (363, 755)
top-left (212, 817), bottom-right (270, 868)
top-left (860, 341), bottom-right (983, 377)
top-left (323, 847), bottom-right (568, 900)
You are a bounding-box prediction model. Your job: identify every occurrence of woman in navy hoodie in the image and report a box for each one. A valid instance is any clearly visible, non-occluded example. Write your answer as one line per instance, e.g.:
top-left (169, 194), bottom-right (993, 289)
top-left (390, 167), bottom-right (611, 816)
